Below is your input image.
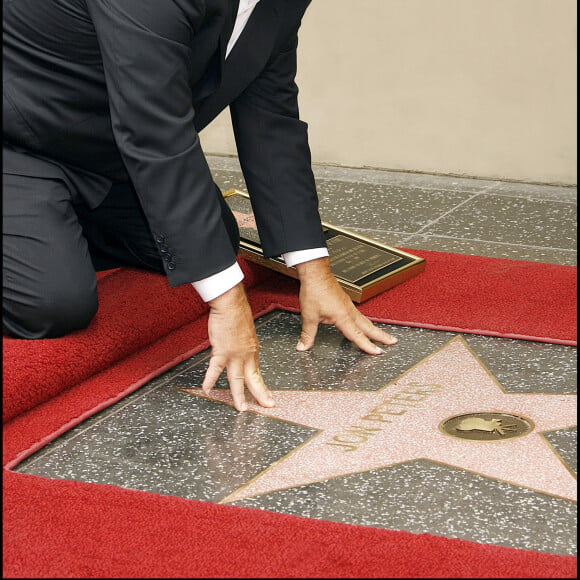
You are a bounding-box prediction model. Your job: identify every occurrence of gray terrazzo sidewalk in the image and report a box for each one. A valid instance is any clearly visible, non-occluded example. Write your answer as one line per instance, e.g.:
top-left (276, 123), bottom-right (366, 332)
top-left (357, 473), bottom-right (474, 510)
top-left (208, 155), bottom-right (577, 266)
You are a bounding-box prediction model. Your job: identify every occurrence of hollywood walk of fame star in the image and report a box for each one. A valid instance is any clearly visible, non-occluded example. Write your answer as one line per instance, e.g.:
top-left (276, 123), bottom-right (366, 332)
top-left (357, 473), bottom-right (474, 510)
top-left (179, 335), bottom-right (577, 503)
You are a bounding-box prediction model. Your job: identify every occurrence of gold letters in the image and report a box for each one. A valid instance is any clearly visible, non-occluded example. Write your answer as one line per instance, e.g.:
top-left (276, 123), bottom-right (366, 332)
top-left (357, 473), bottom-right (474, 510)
top-left (328, 383), bottom-right (443, 452)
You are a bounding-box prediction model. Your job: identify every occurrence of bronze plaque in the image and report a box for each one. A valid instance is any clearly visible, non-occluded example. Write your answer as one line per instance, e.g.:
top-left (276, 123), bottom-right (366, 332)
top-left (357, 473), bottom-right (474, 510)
top-left (440, 412), bottom-right (534, 441)
top-left (223, 189), bottom-right (426, 303)
top-left (326, 235), bottom-right (401, 283)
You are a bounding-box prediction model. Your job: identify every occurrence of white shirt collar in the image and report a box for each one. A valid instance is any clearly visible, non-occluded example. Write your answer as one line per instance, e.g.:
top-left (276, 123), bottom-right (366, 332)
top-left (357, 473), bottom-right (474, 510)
top-left (238, 0), bottom-right (262, 14)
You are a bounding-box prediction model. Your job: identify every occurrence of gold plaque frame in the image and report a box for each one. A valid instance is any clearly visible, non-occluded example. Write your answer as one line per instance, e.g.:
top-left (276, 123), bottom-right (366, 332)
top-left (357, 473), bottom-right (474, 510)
top-left (223, 189), bottom-right (426, 303)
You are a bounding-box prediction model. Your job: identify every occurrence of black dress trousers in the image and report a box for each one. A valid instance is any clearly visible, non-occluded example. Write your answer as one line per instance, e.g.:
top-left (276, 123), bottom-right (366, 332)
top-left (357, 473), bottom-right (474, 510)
top-left (2, 165), bottom-right (239, 339)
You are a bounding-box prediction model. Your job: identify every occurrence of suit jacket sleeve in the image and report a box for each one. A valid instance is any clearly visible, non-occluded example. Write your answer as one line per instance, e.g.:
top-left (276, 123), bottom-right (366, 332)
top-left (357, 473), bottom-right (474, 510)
top-left (229, 10), bottom-right (327, 259)
top-left (87, 0), bottom-right (238, 287)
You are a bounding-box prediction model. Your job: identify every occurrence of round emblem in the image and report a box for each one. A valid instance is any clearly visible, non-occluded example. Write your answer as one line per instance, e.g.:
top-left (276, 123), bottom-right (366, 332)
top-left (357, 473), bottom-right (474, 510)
top-left (440, 412), bottom-right (534, 441)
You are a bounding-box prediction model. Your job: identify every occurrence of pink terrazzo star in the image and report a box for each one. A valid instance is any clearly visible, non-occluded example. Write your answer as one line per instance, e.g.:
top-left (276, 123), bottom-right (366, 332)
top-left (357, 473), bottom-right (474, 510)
top-left (232, 210), bottom-right (258, 231)
top-left (180, 336), bottom-right (577, 503)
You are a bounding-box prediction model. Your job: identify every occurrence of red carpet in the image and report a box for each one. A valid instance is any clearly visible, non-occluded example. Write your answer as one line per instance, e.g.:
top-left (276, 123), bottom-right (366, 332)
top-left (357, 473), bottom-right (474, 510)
top-left (3, 250), bottom-right (577, 578)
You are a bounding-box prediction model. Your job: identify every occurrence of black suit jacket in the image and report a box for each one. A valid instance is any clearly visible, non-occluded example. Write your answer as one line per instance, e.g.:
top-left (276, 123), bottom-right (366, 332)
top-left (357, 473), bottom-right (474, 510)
top-left (3, 0), bottom-right (326, 286)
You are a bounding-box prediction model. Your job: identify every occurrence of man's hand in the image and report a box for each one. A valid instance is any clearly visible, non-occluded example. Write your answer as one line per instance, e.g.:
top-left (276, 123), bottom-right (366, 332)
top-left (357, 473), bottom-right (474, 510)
top-left (295, 257), bottom-right (398, 354)
top-left (202, 283), bottom-right (275, 412)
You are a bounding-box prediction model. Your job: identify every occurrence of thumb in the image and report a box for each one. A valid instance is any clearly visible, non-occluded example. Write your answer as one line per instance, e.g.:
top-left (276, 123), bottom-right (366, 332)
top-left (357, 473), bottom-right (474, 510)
top-left (297, 317), bottom-right (319, 351)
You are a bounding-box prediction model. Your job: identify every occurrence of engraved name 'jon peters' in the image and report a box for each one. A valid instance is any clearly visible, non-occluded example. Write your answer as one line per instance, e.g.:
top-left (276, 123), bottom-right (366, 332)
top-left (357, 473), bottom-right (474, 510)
top-left (327, 383), bottom-right (443, 452)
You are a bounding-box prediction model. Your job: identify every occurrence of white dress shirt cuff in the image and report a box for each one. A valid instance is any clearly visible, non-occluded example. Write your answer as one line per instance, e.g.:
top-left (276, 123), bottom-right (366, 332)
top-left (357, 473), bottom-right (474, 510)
top-left (191, 262), bottom-right (244, 302)
top-left (282, 248), bottom-right (329, 267)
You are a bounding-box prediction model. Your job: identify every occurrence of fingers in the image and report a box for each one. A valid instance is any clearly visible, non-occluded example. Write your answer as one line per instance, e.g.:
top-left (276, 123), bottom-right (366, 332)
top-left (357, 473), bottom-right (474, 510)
top-left (334, 311), bottom-right (398, 355)
top-left (202, 355), bottom-right (275, 412)
top-left (226, 362), bottom-right (249, 412)
top-left (356, 314), bottom-right (398, 346)
top-left (202, 357), bottom-right (225, 393)
top-left (335, 315), bottom-right (385, 355)
top-left (245, 364), bottom-right (275, 408)
top-left (297, 303), bottom-right (397, 355)
top-left (296, 317), bottom-right (319, 351)
top-left (225, 361), bottom-right (275, 411)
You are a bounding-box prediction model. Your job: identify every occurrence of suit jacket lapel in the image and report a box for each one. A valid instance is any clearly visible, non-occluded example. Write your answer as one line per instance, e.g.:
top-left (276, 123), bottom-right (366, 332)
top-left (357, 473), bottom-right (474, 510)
top-left (195, 0), bottom-right (281, 130)
top-left (190, 0), bottom-right (239, 104)
top-left (215, 0), bottom-right (240, 87)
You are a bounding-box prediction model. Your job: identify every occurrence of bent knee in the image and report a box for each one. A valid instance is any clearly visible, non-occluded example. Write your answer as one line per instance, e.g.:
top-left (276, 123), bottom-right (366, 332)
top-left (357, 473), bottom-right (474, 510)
top-left (3, 285), bottom-right (98, 339)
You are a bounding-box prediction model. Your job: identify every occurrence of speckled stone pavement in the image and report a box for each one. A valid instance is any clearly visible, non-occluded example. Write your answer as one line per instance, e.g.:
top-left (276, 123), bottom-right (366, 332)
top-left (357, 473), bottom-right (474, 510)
top-left (15, 159), bottom-right (577, 556)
